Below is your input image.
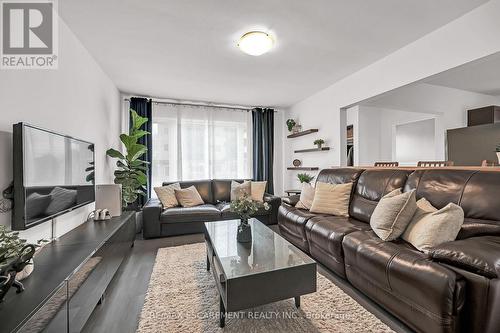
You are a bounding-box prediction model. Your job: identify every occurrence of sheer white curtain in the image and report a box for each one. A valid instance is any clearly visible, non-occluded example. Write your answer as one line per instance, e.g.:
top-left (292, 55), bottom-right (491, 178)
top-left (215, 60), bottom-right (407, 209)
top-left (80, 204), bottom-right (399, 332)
top-left (152, 103), bottom-right (252, 186)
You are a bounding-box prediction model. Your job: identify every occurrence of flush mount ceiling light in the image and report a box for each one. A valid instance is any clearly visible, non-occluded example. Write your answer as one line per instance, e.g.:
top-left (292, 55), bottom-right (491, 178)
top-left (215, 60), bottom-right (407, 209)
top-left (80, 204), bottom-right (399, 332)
top-left (238, 31), bottom-right (274, 56)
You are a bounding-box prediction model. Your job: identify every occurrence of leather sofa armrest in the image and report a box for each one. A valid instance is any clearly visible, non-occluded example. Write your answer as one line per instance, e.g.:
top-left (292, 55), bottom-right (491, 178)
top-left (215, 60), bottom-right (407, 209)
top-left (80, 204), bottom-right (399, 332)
top-left (263, 193), bottom-right (281, 224)
top-left (142, 198), bottom-right (163, 239)
top-left (281, 195), bottom-right (300, 207)
top-left (430, 236), bottom-right (500, 279)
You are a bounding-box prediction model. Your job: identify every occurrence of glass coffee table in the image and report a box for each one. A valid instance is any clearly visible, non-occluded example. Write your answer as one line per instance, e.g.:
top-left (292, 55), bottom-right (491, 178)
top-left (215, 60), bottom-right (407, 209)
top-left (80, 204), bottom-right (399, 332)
top-left (204, 219), bottom-right (316, 327)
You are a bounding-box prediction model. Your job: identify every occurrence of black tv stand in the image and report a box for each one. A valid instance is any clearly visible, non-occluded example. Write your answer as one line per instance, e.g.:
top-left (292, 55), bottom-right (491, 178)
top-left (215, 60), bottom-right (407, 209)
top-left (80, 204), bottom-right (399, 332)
top-left (0, 212), bottom-right (136, 332)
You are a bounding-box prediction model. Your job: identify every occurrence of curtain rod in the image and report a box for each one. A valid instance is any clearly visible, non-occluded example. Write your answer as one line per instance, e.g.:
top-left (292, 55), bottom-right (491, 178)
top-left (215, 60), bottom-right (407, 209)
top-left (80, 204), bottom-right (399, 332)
top-left (123, 97), bottom-right (277, 112)
top-left (125, 98), bottom-right (250, 111)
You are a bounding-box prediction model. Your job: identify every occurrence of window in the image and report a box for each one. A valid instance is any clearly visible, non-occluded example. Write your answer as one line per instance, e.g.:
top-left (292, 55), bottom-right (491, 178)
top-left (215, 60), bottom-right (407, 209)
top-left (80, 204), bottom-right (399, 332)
top-left (152, 103), bottom-right (252, 186)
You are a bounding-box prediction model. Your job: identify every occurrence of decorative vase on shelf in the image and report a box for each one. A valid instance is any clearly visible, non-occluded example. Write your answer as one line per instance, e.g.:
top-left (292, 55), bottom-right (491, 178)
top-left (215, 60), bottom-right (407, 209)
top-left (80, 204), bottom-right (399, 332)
top-left (292, 124), bottom-right (302, 134)
top-left (237, 218), bottom-right (252, 243)
top-left (316, 143), bottom-right (322, 149)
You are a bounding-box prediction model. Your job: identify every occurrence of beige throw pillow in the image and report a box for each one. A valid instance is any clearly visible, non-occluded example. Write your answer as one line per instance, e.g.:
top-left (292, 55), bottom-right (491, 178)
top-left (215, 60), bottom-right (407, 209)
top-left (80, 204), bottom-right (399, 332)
top-left (309, 182), bottom-right (353, 217)
top-left (402, 198), bottom-right (464, 253)
top-left (230, 181), bottom-right (251, 201)
top-left (154, 183), bottom-right (181, 208)
top-left (174, 186), bottom-right (204, 208)
top-left (250, 181), bottom-right (267, 202)
top-left (370, 189), bottom-right (417, 241)
top-left (296, 183), bottom-right (315, 210)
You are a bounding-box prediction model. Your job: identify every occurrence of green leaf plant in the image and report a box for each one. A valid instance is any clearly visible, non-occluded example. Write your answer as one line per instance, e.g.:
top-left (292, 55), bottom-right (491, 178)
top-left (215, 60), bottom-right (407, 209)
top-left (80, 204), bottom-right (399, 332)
top-left (106, 109), bottom-right (150, 206)
top-left (0, 225), bottom-right (47, 266)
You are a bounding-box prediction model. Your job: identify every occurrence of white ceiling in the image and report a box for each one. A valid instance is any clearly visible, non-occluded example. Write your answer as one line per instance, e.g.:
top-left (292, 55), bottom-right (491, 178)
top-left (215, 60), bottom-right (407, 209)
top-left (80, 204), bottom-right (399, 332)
top-left (60, 0), bottom-right (487, 107)
top-left (424, 52), bottom-right (500, 96)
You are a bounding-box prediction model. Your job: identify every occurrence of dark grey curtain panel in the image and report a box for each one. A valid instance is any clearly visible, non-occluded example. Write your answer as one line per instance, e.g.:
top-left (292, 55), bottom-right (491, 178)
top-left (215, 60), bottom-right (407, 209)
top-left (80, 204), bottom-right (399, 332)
top-left (129, 97), bottom-right (153, 206)
top-left (252, 108), bottom-right (274, 194)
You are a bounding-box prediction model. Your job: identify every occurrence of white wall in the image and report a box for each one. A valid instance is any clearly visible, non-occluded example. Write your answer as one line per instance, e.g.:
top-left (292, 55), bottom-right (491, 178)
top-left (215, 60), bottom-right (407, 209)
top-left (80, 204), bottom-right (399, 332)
top-left (284, 0), bottom-right (500, 190)
top-left (273, 110), bottom-right (285, 195)
top-left (395, 118), bottom-right (436, 165)
top-left (0, 18), bottom-right (121, 243)
top-left (364, 83), bottom-right (500, 163)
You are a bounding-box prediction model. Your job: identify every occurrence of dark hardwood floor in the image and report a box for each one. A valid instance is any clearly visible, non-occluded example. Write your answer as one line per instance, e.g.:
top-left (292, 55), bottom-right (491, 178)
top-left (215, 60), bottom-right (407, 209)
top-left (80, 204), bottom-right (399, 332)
top-left (83, 227), bottom-right (411, 333)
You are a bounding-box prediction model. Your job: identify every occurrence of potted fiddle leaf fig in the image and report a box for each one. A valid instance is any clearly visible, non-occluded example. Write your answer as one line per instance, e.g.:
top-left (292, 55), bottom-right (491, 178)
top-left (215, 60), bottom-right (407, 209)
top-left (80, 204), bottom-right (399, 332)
top-left (106, 109), bottom-right (149, 209)
top-left (314, 139), bottom-right (325, 149)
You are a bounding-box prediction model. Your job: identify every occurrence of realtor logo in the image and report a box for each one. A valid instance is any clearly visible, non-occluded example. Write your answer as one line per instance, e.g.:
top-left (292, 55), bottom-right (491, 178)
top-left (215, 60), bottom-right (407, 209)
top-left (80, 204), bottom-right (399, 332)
top-left (1, 0), bottom-right (58, 69)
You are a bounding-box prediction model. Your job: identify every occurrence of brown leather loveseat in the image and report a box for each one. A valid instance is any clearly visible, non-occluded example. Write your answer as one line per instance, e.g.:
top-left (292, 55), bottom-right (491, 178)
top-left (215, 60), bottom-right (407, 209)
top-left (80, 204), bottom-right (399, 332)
top-left (278, 168), bottom-right (500, 333)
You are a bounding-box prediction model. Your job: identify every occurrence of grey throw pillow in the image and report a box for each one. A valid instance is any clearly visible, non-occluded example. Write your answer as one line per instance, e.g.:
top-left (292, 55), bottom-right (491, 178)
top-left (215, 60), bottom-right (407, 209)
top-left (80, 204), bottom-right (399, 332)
top-left (230, 181), bottom-right (250, 201)
top-left (402, 198), bottom-right (464, 253)
top-left (45, 187), bottom-right (78, 216)
top-left (370, 189), bottom-right (417, 241)
top-left (26, 192), bottom-right (52, 219)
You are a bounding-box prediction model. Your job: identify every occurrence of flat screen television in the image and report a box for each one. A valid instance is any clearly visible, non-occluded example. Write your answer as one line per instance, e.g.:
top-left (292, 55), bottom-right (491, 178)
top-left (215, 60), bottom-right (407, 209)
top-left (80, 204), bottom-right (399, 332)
top-left (12, 123), bottom-right (95, 230)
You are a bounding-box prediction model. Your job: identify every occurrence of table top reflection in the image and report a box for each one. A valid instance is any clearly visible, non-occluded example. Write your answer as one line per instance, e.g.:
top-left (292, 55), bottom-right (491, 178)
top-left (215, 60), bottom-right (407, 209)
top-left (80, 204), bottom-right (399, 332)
top-left (204, 219), bottom-right (315, 280)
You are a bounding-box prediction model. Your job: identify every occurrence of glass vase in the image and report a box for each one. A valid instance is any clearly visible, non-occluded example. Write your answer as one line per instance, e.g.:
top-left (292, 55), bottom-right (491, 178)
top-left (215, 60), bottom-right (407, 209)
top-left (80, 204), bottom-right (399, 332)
top-left (237, 217), bottom-right (252, 243)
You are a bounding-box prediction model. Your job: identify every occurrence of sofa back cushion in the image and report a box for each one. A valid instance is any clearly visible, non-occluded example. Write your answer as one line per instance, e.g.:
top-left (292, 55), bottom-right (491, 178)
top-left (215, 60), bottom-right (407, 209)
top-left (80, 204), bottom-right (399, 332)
top-left (163, 180), bottom-right (214, 204)
top-left (315, 168), bottom-right (364, 185)
top-left (315, 168), bottom-right (364, 213)
top-left (404, 170), bottom-right (500, 238)
top-left (350, 169), bottom-right (412, 223)
top-left (212, 179), bottom-right (248, 202)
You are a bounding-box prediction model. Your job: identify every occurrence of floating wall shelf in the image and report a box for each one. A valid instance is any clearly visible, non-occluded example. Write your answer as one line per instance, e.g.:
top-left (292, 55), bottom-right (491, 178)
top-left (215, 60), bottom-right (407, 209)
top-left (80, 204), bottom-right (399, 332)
top-left (287, 167), bottom-right (319, 171)
top-left (287, 129), bottom-right (318, 138)
top-left (294, 147), bottom-right (330, 153)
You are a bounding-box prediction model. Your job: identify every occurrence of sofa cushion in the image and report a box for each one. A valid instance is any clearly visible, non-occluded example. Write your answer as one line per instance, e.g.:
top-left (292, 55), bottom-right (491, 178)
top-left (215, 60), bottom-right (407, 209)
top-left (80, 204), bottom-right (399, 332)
top-left (370, 189), bottom-right (417, 241)
top-left (315, 168), bottom-right (364, 185)
top-left (310, 182), bottom-right (353, 217)
top-left (430, 236), bottom-right (500, 279)
top-left (305, 216), bottom-right (370, 277)
top-left (277, 205), bottom-right (328, 252)
top-left (343, 230), bottom-right (465, 333)
top-left (404, 169), bottom-right (474, 210)
top-left (296, 183), bottom-right (315, 210)
top-left (350, 169), bottom-right (411, 223)
top-left (459, 171), bottom-right (500, 222)
top-left (250, 181), bottom-right (267, 202)
top-left (164, 180), bottom-right (214, 204)
top-left (175, 186), bottom-right (205, 207)
top-left (154, 183), bottom-right (180, 208)
top-left (212, 179), bottom-right (246, 202)
top-left (160, 204), bottom-right (221, 223)
top-left (230, 180), bottom-right (250, 201)
top-left (458, 218), bottom-right (500, 239)
top-left (402, 199), bottom-right (464, 253)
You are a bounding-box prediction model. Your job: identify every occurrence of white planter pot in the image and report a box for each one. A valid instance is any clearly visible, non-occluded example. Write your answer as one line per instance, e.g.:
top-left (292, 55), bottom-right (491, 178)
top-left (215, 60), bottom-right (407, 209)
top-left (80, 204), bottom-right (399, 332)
top-left (16, 259), bottom-right (34, 281)
top-left (497, 152), bottom-right (500, 164)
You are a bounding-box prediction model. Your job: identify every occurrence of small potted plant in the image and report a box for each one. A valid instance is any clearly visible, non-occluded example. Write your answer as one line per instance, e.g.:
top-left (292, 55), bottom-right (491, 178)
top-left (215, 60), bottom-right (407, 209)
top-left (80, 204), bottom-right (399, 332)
top-left (230, 194), bottom-right (270, 243)
top-left (286, 119), bottom-right (296, 132)
top-left (314, 139), bottom-right (325, 149)
top-left (297, 173), bottom-right (315, 184)
top-left (0, 226), bottom-right (47, 301)
top-left (496, 144), bottom-right (500, 164)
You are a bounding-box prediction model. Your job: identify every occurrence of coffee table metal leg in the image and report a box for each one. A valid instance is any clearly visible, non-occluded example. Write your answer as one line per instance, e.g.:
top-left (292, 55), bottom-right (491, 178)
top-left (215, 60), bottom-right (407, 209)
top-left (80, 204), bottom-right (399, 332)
top-left (206, 253), bottom-right (210, 271)
top-left (219, 296), bottom-right (226, 328)
top-left (294, 296), bottom-right (300, 308)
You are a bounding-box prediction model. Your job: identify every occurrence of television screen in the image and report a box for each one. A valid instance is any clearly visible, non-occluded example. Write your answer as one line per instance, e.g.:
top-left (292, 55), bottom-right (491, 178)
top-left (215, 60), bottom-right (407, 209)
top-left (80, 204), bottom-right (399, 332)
top-left (13, 123), bottom-right (95, 230)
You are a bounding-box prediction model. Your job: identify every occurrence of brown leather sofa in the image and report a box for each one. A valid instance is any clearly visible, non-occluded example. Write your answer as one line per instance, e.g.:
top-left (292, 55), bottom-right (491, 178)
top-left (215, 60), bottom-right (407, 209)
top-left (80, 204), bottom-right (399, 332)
top-left (278, 168), bottom-right (500, 333)
top-left (143, 179), bottom-right (281, 238)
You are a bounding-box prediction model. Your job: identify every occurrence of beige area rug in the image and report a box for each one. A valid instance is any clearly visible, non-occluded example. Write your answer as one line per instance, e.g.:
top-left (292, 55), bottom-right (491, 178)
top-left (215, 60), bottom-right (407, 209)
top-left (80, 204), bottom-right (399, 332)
top-left (137, 243), bottom-right (394, 333)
